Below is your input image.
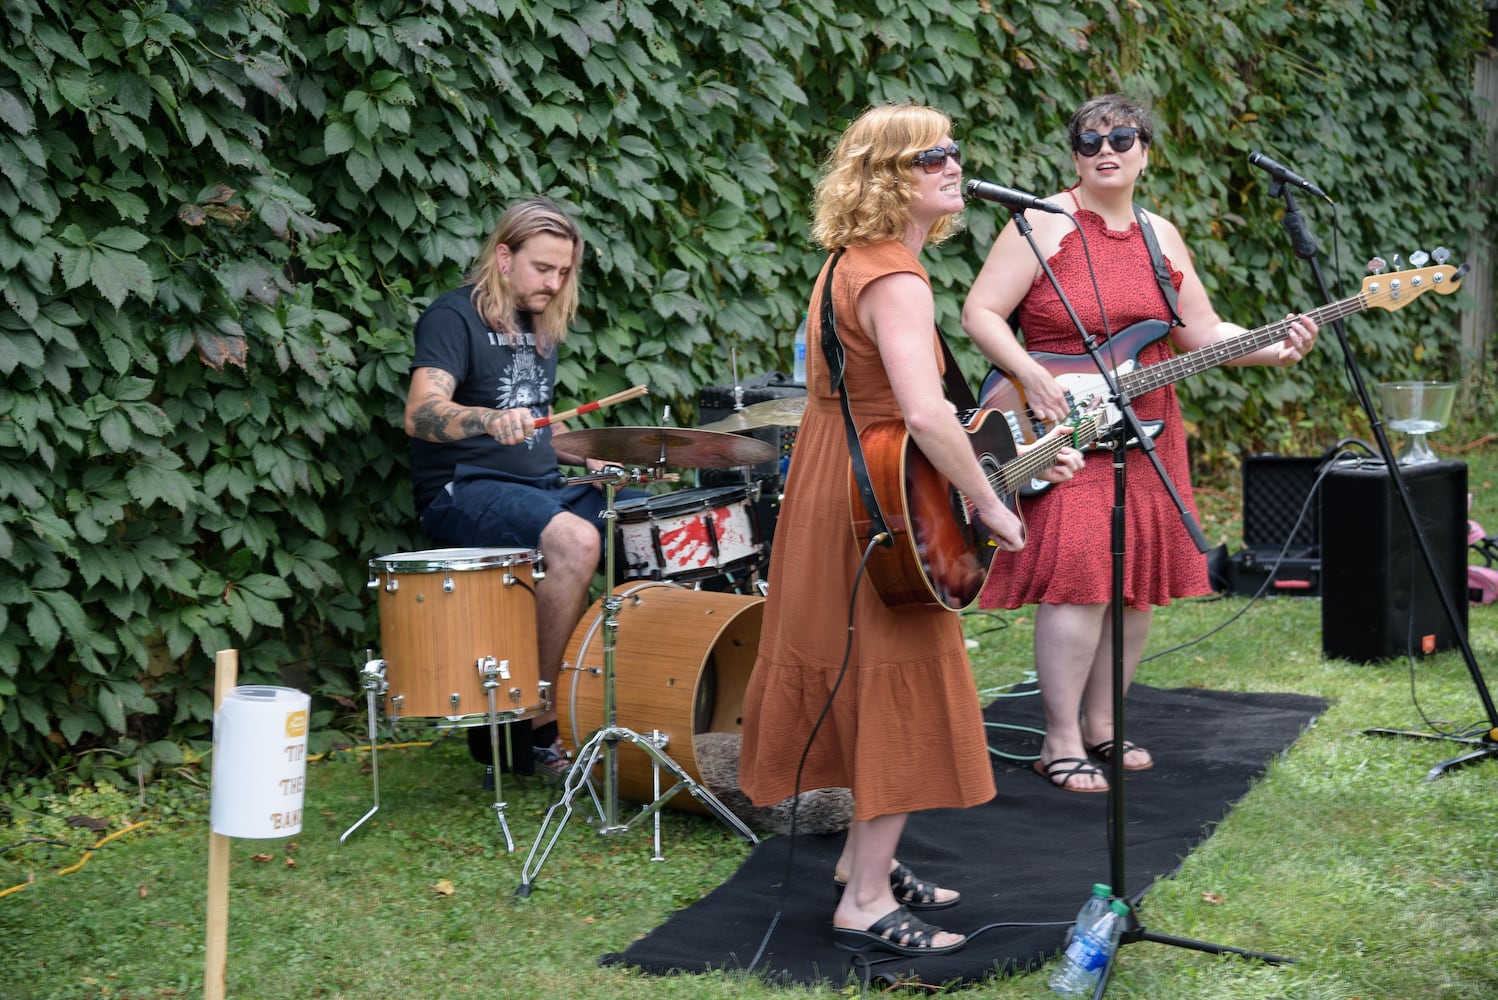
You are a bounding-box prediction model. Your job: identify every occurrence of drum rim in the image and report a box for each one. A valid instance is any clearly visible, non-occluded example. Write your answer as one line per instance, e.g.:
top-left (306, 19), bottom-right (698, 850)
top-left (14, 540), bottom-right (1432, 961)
top-left (615, 483), bottom-right (752, 519)
top-left (370, 546), bottom-right (539, 572)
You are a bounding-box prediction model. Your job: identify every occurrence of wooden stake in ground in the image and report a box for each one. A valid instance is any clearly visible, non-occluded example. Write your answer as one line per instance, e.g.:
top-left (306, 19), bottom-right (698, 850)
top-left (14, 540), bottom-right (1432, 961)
top-left (204, 649), bottom-right (237, 1000)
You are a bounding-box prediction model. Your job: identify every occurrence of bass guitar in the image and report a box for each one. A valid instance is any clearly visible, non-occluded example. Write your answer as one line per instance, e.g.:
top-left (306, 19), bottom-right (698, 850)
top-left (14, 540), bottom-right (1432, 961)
top-left (980, 261), bottom-right (1467, 451)
top-left (850, 403), bottom-right (1107, 611)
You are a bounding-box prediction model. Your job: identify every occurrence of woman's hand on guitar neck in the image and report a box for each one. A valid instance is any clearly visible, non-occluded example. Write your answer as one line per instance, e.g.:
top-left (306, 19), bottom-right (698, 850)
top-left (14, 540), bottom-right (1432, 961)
top-left (1272, 313), bottom-right (1318, 366)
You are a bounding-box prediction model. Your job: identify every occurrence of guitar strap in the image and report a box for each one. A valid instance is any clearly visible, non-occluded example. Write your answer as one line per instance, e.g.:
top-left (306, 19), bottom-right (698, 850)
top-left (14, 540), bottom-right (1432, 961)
top-left (818, 250), bottom-right (894, 547)
top-left (819, 250), bottom-right (978, 547)
top-left (1133, 203), bottom-right (1185, 328)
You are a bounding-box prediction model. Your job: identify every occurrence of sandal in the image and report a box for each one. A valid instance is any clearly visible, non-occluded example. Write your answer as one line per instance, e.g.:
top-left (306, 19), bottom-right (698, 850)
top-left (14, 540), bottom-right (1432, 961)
top-left (1032, 756), bottom-right (1109, 794)
top-left (1086, 739), bottom-right (1154, 771)
top-left (833, 905), bottom-right (967, 957)
top-left (834, 862), bottom-right (960, 911)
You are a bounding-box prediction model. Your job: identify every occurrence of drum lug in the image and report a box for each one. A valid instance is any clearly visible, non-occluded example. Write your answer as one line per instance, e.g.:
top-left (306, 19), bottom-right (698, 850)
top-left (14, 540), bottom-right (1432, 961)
top-left (384, 575), bottom-right (398, 593)
top-left (532, 553), bottom-right (546, 581)
top-left (388, 692), bottom-right (404, 722)
top-left (443, 571), bottom-right (455, 593)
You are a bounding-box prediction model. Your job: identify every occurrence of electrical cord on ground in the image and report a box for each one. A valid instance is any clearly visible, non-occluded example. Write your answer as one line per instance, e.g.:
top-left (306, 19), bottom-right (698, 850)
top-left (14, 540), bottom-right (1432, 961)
top-left (0, 821), bottom-right (150, 899)
top-left (741, 537), bottom-right (1083, 980)
top-left (1142, 445), bottom-right (1362, 664)
top-left (740, 533), bottom-right (884, 979)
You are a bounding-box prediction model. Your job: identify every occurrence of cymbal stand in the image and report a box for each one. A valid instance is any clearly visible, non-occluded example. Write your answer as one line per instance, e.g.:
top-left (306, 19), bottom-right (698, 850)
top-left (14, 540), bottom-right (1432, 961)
top-left (516, 466), bottom-right (757, 897)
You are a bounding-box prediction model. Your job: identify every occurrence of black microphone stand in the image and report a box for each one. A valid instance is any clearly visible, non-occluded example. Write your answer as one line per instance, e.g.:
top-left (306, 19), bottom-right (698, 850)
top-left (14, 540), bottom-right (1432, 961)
top-left (1266, 180), bottom-right (1498, 776)
top-left (1003, 207), bottom-right (1294, 996)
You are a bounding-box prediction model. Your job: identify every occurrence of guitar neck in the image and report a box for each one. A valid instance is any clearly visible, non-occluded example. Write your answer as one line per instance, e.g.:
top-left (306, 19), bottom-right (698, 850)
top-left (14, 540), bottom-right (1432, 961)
top-left (1118, 293), bottom-right (1366, 398)
top-left (988, 414), bottom-right (1104, 496)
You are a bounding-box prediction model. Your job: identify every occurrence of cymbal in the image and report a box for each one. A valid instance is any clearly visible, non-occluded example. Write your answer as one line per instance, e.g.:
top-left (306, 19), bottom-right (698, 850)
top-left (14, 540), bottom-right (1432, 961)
top-left (698, 394), bottom-right (807, 432)
top-left (552, 426), bottom-right (777, 469)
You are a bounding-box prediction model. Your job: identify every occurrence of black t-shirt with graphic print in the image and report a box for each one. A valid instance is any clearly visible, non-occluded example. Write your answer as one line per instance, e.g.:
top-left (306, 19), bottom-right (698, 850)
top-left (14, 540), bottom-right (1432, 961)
top-left (409, 285), bottom-right (560, 512)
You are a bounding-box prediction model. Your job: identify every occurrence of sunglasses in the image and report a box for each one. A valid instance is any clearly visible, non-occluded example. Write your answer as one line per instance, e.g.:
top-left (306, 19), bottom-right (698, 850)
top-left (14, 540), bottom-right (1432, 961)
top-left (1071, 126), bottom-right (1140, 157)
top-left (912, 143), bottom-right (961, 173)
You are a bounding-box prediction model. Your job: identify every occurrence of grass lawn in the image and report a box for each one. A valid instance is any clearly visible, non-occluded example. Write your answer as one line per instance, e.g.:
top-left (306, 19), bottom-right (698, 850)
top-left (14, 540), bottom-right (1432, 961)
top-left (3, 439), bottom-right (1496, 1000)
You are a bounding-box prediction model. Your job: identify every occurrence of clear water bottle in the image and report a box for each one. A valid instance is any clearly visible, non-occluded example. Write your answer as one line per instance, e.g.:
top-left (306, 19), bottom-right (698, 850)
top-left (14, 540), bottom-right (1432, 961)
top-left (1067, 883), bottom-right (1112, 947)
top-left (792, 314), bottom-right (808, 384)
top-left (1049, 899), bottom-right (1129, 996)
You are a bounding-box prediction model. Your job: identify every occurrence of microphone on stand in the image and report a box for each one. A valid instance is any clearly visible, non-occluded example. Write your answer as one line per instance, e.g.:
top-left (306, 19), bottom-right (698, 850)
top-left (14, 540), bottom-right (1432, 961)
top-left (1247, 151), bottom-right (1333, 203)
top-left (964, 179), bottom-right (1067, 215)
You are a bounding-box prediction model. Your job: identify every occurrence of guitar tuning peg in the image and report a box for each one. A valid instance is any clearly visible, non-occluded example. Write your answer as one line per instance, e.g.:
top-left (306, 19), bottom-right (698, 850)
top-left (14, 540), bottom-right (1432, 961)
top-left (1432, 246), bottom-right (1451, 265)
top-left (1367, 257), bottom-right (1387, 275)
top-left (1391, 253), bottom-right (1403, 270)
top-left (1409, 250), bottom-right (1430, 268)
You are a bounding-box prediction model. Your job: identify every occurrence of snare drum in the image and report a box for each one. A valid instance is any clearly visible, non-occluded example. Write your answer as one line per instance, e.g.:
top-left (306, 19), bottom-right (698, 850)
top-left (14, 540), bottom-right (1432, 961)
top-left (614, 485), bottom-right (763, 582)
top-left (368, 547), bottom-right (545, 727)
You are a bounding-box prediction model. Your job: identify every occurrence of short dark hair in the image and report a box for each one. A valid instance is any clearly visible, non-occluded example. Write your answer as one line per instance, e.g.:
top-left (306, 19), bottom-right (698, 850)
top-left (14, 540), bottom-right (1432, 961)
top-left (1068, 94), bottom-right (1155, 148)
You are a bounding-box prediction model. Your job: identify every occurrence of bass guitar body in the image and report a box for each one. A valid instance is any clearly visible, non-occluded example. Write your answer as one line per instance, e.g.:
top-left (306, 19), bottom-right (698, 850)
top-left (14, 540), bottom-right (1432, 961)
top-left (978, 319), bottom-right (1172, 447)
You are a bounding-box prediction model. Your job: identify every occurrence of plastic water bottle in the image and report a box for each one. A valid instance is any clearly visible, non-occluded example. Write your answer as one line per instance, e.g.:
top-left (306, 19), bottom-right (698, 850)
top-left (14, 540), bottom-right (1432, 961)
top-left (792, 314), bottom-right (808, 384)
top-left (1049, 899), bottom-right (1129, 996)
top-left (1068, 883), bottom-right (1112, 947)
top-left (1053, 884), bottom-right (1110, 991)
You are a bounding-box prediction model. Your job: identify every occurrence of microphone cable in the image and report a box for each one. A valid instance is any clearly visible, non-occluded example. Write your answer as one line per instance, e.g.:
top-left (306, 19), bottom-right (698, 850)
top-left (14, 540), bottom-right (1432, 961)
top-left (1141, 441), bottom-right (1366, 663)
top-left (739, 531), bottom-right (887, 979)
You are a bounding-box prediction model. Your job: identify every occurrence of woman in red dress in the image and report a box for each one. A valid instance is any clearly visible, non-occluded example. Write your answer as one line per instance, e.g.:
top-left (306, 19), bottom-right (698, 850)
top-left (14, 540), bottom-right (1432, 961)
top-left (962, 94), bottom-right (1318, 792)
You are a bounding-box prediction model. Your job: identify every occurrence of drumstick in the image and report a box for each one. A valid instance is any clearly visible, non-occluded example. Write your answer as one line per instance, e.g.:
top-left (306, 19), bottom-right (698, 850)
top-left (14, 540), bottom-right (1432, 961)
top-left (534, 384), bottom-right (649, 428)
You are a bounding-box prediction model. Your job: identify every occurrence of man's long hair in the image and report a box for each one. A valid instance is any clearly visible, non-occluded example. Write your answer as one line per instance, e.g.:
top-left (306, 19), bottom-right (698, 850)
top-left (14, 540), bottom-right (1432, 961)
top-left (811, 104), bottom-right (960, 251)
top-left (465, 197), bottom-right (583, 355)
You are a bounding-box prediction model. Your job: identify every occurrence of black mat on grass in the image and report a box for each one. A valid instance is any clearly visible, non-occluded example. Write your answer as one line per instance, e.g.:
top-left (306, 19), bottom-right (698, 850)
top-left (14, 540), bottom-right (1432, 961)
top-left (601, 683), bottom-right (1327, 989)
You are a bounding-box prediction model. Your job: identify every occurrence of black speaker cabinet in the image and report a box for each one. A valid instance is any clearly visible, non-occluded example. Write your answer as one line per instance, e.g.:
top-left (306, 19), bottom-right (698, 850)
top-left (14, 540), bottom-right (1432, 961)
top-left (1320, 458), bottom-right (1468, 662)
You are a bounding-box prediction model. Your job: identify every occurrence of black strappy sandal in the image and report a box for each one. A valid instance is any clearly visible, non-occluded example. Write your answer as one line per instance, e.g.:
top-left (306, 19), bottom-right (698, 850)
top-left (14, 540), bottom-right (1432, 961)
top-left (833, 905), bottom-right (968, 957)
top-left (833, 862), bottom-right (960, 910)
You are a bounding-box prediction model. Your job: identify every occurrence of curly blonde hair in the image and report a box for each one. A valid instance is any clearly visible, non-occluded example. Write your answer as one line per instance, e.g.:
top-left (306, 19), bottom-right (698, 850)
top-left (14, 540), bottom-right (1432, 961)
top-left (811, 104), bottom-right (961, 251)
top-left (465, 197), bottom-right (583, 355)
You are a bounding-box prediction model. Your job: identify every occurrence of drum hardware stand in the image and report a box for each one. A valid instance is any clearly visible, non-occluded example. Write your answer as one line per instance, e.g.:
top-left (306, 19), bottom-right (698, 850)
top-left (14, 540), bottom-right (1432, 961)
top-left (340, 653), bottom-right (388, 844)
top-left (341, 651), bottom-right (540, 852)
top-left (478, 655), bottom-right (524, 852)
top-left (516, 467), bottom-right (758, 897)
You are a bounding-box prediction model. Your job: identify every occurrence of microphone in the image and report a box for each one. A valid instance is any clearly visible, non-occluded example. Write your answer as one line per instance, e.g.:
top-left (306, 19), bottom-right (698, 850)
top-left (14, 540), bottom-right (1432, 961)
top-left (964, 179), bottom-right (1066, 215)
top-left (1247, 151), bottom-right (1332, 202)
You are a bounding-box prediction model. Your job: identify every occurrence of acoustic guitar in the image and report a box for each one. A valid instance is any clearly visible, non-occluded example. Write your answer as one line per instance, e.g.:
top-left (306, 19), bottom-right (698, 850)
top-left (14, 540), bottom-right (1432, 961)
top-left (850, 403), bottom-right (1107, 611)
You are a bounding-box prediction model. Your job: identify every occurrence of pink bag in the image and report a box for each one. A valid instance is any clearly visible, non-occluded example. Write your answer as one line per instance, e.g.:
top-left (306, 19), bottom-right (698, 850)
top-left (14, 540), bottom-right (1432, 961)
top-left (1470, 514), bottom-right (1498, 606)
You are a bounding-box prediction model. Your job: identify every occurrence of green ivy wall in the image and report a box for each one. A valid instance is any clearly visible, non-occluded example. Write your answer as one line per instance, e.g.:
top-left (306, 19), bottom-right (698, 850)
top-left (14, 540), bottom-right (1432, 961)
top-left (0, 0), bottom-right (1491, 785)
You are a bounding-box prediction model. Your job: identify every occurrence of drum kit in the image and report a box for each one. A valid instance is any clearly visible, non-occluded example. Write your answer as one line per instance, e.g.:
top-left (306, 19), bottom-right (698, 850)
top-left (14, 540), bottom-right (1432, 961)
top-left (341, 397), bottom-right (808, 878)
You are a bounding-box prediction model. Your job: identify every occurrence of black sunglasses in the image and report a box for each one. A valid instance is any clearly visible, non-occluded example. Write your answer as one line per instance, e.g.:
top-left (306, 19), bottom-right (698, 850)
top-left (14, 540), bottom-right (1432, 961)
top-left (912, 143), bottom-right (961, 173)
top-left (1071, 126), bottom-right (1140, 157)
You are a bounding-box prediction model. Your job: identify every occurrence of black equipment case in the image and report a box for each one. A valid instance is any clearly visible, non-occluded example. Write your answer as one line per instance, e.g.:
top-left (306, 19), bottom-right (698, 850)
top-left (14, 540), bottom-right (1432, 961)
top-left (1225, 454), bottom-right (1325, 597)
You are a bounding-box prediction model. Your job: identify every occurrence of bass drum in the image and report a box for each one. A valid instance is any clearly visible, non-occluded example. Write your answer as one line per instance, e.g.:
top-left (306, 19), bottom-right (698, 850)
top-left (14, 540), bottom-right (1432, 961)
top-left (558, 582), bottom-right (763, 814)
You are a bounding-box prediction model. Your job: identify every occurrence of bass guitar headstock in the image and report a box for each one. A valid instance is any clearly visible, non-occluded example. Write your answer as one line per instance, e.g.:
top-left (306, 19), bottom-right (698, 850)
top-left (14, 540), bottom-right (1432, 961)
top-left (1362, 247), bottom-right (1467, 313)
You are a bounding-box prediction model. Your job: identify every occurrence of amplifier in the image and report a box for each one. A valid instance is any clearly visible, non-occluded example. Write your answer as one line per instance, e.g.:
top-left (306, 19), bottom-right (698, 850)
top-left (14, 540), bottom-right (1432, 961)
top-left (698, 373), bottom-right (804, 552)
top-left (698, 373), bottom-right (804, 489)
top-left (1320, 457), bottom-right (1468, 662)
